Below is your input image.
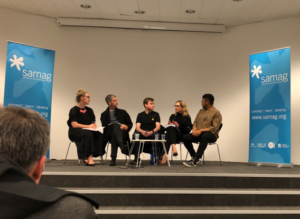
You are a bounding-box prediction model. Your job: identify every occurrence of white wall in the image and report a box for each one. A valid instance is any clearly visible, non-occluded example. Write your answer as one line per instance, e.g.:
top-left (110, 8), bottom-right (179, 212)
top-left (1, 7), bottom-right (300, 164)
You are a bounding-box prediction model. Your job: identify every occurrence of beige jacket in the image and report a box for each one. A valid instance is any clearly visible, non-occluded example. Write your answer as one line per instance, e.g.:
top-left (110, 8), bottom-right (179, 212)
top-left (193, 108), bottom-right (222, 138)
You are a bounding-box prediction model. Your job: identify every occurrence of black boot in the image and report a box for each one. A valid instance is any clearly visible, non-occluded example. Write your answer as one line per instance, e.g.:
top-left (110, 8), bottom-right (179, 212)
top-left (110, 157), bottom-right (116, 166)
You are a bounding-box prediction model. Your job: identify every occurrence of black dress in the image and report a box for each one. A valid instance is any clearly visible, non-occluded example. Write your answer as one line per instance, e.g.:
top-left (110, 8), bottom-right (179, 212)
top-left (67, 106), bottom-right (104, 159)
top-left (165, 113), bottom-right (192, 153)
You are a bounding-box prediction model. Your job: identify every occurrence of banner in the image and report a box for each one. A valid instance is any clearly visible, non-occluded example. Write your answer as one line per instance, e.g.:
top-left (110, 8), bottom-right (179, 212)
top-left (3, 42), bottom-right (55, 158)
top-left (249, 47), bottom-right (291, 165)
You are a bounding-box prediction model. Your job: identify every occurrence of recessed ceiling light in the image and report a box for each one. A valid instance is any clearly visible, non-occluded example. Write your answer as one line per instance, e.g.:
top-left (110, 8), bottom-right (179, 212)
top-left (233, 0), bottom-right (243, 2)
top-left (135, 10), bottom-right (145, 14)
top-left (185, 9), bottom-right (195, 14)
top-left (80, 4), bottom-right (91, 9)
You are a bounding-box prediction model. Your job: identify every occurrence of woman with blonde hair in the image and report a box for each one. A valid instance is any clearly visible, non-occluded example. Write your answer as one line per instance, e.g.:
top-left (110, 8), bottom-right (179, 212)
top-left (67, 89), bottom-right (103, 166)
top-left (159, 100), bottom-right (192, 165)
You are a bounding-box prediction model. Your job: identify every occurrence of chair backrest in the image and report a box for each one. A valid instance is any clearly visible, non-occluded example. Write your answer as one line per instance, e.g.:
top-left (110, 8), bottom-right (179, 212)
top-left (219, 123), bottom-right (223, 131)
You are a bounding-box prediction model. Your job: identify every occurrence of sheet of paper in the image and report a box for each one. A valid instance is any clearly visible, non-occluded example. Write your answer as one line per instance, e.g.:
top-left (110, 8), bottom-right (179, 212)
top-left (82, 127), bottom-right (105, 132)
top-left (108, 122), bottom-right (121, 126)
top-left (164, 124), bottom-right (176, 128)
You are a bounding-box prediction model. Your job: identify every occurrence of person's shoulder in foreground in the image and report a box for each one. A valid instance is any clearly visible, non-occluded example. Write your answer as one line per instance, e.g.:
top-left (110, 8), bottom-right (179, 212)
top-left (25, 196), bottom-right (98, 219)
top-left (0, 106), bottom-right (99, 219)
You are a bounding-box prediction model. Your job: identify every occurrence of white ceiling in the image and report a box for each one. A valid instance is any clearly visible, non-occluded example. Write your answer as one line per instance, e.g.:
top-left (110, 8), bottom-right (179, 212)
top-left (0, 0), bottom-right (300, 27)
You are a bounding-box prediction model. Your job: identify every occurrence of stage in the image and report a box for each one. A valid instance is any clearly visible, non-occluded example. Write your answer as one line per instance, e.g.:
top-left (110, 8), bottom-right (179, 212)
top-left (44, 159), bottom-right (300, 174)
top-left (40, 160), bottom-right (300, 218)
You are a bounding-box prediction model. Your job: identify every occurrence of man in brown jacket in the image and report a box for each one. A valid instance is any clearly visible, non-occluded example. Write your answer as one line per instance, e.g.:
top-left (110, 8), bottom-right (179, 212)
top-left (183, 94), bottom-right (222, 167)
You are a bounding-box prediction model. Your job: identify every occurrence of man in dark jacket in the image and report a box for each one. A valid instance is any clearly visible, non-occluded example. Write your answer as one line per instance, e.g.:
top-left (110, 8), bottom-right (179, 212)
top-left (101, 94), bottom-right (133, 166)
top-left (0, 106), bottom-right (99, 219)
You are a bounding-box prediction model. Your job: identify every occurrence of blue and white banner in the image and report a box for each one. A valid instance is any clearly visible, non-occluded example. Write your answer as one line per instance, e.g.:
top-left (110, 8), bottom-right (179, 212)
top-left (249, 47), bottom-right (291, 165)
top-left (3, 42), bottom-right (55, 158)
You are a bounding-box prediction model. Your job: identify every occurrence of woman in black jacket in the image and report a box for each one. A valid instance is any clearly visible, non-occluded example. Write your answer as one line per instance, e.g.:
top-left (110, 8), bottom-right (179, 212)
top-left (159, 100), bottom-right (192, 165)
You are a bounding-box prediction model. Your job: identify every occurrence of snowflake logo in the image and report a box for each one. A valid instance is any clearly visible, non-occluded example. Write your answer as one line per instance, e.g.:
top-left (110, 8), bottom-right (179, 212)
top-left (10, 55), bottom-right (24, 71)
top-left (251, 65), bottom-right (262, 79)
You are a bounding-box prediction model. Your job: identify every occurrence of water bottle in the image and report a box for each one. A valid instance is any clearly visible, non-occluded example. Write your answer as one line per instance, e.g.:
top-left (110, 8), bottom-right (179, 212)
top-left (150, 144), bottom-right (156, 165)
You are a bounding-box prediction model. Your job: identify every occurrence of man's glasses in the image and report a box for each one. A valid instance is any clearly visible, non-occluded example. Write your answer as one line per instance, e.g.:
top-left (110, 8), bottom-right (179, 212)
top-left (84, 96), bottom-right (90, 99)
top-left (174, 105), bottom-right (181, 107)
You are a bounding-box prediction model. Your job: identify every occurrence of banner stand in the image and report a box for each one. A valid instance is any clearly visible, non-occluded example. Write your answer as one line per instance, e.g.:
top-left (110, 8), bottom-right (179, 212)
top-left (249, 47), bottom-right (291, 167)
top-left (3, 41), bottom-right (55, 159)
top-left (248, 162), bottom-right (293, 168)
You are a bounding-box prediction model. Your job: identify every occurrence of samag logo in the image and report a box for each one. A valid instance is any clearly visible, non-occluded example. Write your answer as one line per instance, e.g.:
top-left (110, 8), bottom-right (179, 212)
top-left (251, 65), bottom-right (288, 84)
top-left (10, 54), bottom-right (52, 82)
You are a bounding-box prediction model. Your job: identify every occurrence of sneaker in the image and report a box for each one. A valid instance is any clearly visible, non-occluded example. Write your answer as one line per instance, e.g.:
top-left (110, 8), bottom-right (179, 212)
top-left (110, 160), bottom-right (116, 166)
top-left (183, 159), bottom-right (200, 167)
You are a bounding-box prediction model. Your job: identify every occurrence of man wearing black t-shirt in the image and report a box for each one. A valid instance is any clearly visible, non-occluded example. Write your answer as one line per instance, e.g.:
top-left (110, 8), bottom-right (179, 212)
top-left (131, 97), bottom-right (161, 164)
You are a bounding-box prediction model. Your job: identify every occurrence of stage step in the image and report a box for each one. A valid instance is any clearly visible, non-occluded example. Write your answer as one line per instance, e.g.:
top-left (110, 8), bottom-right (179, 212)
top-left (94, 208), bottom-right (300, 219)
top-left (42, 161), bottom-right (300, 218)
top-left (63, 188), bottom-right (300, 207)
top-left (41, 172), bottom-right (300, 189)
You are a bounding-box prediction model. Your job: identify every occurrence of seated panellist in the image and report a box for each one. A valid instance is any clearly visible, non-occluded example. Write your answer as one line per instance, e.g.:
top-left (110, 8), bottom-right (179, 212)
top-left (0, 106), bottom-right (98, 219)
top-left (100, 94), bottom-right (132, 166)
top-left (67, 89), bottom-right (104, 166)
top-left (159, 100), bottom-right (192, 165)
top-left (183, 94), bottom-right (222, 167)
top-left (132, 97), bottom-right (161, 164)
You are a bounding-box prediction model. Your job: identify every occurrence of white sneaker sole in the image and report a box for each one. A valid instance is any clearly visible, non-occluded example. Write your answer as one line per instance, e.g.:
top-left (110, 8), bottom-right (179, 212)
top-left (183, 162), bottom-right (196, 167)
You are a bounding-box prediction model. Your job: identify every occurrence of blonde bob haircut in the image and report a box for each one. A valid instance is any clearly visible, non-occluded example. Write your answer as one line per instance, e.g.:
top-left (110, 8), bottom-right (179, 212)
top-left (75, 89), bottom-right (87, 103)
top-left (175, 100), bottom-right (189, 117)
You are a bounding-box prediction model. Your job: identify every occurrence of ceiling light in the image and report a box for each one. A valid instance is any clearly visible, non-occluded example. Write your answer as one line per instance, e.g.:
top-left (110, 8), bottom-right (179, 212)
top-left (233, 0), bottom-right (243, 2)
top-left (80, 4), bottom-right (91, 9)
top-left (135, 10), bottom-right (145, 14)
top-left (185, 9), bottom-right (195, 14)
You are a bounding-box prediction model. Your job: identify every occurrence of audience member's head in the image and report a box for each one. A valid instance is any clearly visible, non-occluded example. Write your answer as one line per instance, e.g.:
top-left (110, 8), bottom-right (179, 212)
top-left (143, 97), bottom-right (154, 111)
top-left (202, 94), bottom-right (214, 109)
top-left (105, 94), bottom-right (118, 108)
top-left (0, 106), bottom-right (50, 184)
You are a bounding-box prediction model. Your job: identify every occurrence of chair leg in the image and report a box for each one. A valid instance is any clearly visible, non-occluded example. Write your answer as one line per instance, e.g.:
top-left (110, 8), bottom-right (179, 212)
top-left (171, 146), bottom-right (173, 163)
top-left (216, 143), bottom-right (222, 166)
top-left (105, 142), bottom-right (110, 165)
top-left (203, 153), bottom-right (205, 165)
top-left (78, 159), bottom-right (81, 166)
top-left (125, 142), bottom-right (128, 163)
top-left (64, 142), bottom-right (72, 164)
top-left (180, 143), bottom-right (182, 161)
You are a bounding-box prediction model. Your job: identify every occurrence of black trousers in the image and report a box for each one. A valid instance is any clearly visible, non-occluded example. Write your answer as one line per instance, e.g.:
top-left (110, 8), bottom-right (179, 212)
top-left (183, 132), bottom-right (216, 159)
top-left (69, 129), bottom-right (104, 159)
top-left (132, 131), bottom-right (162, 158)
top-left (107, 123), bottom-right (125, 158)
top-left (165, 127), bottom-right (184, 154)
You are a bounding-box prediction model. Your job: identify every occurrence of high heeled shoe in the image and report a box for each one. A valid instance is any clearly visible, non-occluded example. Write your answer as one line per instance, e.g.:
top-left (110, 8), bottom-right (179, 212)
top-left (159, 155), bottom-right (167, 165)
top-left (172, 145), bottom-right (178, 157)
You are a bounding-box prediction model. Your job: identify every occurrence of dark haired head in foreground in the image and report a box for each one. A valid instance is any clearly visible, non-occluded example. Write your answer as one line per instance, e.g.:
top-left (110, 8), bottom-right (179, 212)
top-left (0, 106), bottom-right (98, 219)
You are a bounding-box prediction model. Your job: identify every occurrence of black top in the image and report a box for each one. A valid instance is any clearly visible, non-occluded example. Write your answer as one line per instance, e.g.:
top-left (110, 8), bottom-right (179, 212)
top-left (67, 106), bottom-right (95, 127)
top-left (169, 113), bottom-right (192, 134)
top-left (136, 111), bottom-right (160, 131)
top-left (0, 155), bottom-right (99, 219)
top-left (101, 107), bottom-right (133, 141)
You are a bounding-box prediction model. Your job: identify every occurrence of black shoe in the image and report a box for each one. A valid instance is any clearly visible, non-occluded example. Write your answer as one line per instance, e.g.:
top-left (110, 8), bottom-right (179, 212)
top-left (121, 145), bottom-right (129, 155)
top-left (130, 158), bottom-right (141, 165)
top-left (110, 160), bottom-right (116, 166)
top-left (183, 159), bottom-right (200, 167)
